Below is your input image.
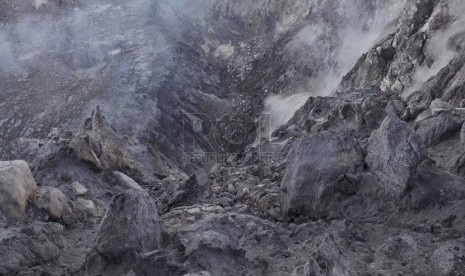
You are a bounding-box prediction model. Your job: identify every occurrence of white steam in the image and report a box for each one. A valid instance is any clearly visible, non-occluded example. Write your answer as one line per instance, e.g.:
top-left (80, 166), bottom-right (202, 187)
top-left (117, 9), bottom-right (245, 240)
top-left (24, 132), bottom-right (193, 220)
top-left (406, 0), bottom-right (465, 97)
top-left (0, 0), bottom-right (205, 78)
top-left (262, 0), bottom-right (407, 138)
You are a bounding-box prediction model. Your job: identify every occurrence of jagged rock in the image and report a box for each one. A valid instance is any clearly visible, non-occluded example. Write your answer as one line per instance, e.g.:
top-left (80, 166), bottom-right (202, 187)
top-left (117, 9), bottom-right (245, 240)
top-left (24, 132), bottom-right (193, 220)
top-left (112, 171), bottom-right (143, 191)
top-left (163, 212), bottom-right (269, 276)
top-left (278, 88), bottom-right (393, 139)
top-left (34, 186), bottom-right (72, 220)
top-left (93, 189), bottom-right (162, 260)
top-left (371, 234), bottom-right (426, 275)
top-left (0, 160), bottom-right (37, 223)
top-left (70, 135), bottom-right (104, 172)
top-left (293, 234), bottom-right (352, 276)
top-left (339, 0), bottom-right (441, 94)
top-left (0, 222), bottom-right (67, 275)
top-left (366, 115), bottom-right (427, 197)
top-left (281, 131), bottom-right (365, 218)
top-left (415, 112), bottom-right (462, 146)
top-left (70, 107), bottom-right (141, 178)
top-left (12, 136), bottom-right (71, 173)
top-left (168, 170), bottom-right (212, 209)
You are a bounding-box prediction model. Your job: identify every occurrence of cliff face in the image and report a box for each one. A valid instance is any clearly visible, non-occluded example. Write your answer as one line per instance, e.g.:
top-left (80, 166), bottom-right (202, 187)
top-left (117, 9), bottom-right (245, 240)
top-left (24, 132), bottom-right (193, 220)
top-left (0, 0), bottom-right (400, 170)
top-left (2, 0), bottom-right (465, 275)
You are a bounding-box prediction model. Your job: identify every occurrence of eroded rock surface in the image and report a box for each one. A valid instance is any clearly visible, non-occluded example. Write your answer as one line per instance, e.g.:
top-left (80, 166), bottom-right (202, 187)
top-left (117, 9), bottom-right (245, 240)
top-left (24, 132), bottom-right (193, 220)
top-left (2, 0), bottom-right (465, 275)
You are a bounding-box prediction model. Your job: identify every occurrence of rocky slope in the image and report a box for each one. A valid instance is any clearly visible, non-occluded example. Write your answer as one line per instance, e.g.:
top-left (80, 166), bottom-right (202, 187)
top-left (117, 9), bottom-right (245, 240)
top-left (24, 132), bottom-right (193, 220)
top-left (2, 0), bottom-right (465, 275)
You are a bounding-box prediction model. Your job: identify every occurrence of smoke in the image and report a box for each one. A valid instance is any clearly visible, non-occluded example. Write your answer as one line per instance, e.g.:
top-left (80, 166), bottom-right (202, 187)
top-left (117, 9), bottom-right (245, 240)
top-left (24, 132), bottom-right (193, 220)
top-left (261, 0), bottom-right (406, 138)
top-left (0, 0), bottom-right (207, 78)
top-left (407, 0), bottom-right (465, 97)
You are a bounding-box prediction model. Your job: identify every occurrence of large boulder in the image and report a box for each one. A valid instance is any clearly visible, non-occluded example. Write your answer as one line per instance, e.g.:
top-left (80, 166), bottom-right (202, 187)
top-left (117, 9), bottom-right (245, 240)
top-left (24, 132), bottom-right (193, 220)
top-left (94, 189), bottom-right (162, 260)
top-left (280, 131), bottom-right (365, 218)
top-left (0, 160), bottom-right (37, 223)
top-left (366, 115), bottom-right (426, 197)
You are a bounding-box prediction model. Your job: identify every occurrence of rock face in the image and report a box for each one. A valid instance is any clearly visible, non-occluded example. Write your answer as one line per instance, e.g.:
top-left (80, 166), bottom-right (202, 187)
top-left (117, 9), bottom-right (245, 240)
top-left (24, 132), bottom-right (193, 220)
top-left (3, 0), bottom-right (465, 275)
top-left (0, 161), bottom-right (37, 223)
top-left (70, 107), bottom-right (140, 176)
top-left (366, 115), bottom-right (427, 197)
top-left (94, 189), bottom-right (162, 260)
top-left (281, 131), bottom-right (365, 218)
top-left (415, 112), bottom-right (462, 146)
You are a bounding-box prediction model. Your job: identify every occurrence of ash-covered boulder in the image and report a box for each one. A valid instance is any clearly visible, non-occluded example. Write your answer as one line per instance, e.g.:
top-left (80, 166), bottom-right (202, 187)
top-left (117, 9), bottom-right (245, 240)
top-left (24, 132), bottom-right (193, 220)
top-left (366, 115), bottom-right (427, 197)
top-left (111, 171), bottom-right (143, 191)
top-left (34, 186), bottom-right (72, 220)
top-left (70, 107), bottom-right (182, 184)
top-left (0, 160), bottom-right (37, 223)
top-left (93, 189), bottom-right (162, 260)
top-left (415, 112), bottom-right (462, 147)
top-left (276, 88), bottom-right (394, 139)
top-left (280, 131), bottom-right (365, 219)
top-left (292, 234), bottom-right (352, 276)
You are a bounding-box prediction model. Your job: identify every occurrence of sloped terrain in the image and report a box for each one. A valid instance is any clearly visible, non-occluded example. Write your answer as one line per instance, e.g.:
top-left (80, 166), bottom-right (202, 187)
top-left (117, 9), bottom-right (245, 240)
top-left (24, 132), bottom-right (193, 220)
top-left (2, 0), bottom-right (465, 275)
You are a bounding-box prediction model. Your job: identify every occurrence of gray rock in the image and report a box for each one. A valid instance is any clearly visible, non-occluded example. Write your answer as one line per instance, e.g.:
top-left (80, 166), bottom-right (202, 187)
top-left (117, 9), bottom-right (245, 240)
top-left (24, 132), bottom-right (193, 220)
top-left (293, 234), bottom-right (352, 276)
top-left (415, 113), bottom-right (462, 147)
top-left (0, 160), bottom-right (37, 223)
top-left (71, 181), bottom-right (88, 196)
top-left (34, 186), bottom-right (72, 220)
top-left (281, 131), bottom-right (365, 218)
top-left (432, 241), bottom-right (465, 276)
top-left (70, 135), bottom-right (103, 172)
top-left (112, 171), bottom-right (143, 191)
top-left (94, 189), bottom-right (162, 260)
top-left (74, 198), bottom-right (99, 218)
top-left (366, 115), bottom-right (426, 197)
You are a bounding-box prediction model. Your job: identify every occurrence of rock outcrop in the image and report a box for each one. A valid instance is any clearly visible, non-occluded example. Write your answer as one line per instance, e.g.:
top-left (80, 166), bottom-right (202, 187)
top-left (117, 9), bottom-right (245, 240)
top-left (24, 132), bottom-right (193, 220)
top-left (366, 115), bottom-right (427, 197)
top-left (2, 0), bottom-right (465, 275)
top-left (94, 189), bottom-right (162, 260)
top-left (281, 131), bottom-right (365, 219)
top-left (0, 160), bottom-right (37, 223)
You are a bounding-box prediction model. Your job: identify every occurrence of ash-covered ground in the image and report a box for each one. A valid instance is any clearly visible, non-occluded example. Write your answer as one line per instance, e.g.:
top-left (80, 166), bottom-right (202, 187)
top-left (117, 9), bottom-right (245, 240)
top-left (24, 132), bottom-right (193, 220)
top-left (1, 0), bottom-right (465, 275)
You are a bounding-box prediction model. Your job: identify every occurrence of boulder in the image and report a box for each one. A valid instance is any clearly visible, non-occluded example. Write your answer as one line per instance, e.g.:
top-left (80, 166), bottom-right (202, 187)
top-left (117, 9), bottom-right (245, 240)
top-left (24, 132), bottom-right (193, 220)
top-left (366, 115), bottom-right (426, 197)
top-left (34, 186), bottom-right (72, 220)
top-left (415, 113), bottom-right (462, 147)
top-left (280, 131), bottom-right (365, 218)
top-left (292, 234), bottom-right (351, 276)
top-left (94, 189), bottom-right (162, 260)
top-left (112, 171), bottom-right (143, 191)
top-left (0, 160), bottom-right (37, 222)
